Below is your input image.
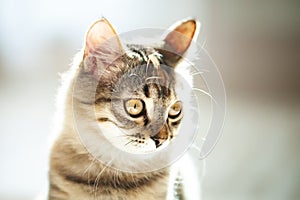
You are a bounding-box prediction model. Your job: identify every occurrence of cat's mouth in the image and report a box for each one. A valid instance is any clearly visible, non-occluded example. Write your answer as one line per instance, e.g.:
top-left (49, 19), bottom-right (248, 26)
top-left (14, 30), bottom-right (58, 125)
top-left (150, 135), bottom-right (168, 148)
top-left (130, 132), bottom-right (169, 149)
top-left (150, 125), bottom-right (170, 148)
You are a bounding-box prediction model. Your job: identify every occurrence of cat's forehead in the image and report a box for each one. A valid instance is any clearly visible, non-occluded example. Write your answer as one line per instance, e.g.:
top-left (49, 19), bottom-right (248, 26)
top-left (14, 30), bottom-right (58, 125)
top-left (112, 45), bottom-right (176, 101)
top-left (122, 45), bottom-right (175, 86)
top-left (126, 44), bottom-right (162, 64)
top-left (115, 63), bottom-right (175, 94)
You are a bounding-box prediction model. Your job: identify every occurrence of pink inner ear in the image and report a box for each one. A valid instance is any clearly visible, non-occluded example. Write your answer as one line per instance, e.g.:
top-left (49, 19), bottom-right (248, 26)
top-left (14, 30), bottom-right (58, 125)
top-left (84, 19), bottom-right (122, 57)
top-left (165, 20), bottom-right (196, 55)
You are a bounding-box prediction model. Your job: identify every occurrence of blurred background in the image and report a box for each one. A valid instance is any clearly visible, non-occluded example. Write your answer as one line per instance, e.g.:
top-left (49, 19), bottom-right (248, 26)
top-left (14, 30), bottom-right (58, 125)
top-left (0, 0), bottom-right (299, 199)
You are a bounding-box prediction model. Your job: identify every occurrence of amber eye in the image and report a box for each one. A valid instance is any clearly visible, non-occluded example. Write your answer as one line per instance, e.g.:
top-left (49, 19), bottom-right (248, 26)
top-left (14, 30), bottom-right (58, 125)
top-left (124, 99), bottom-right (144, 117)
top-left (168, 101), bottom-right (182, 118)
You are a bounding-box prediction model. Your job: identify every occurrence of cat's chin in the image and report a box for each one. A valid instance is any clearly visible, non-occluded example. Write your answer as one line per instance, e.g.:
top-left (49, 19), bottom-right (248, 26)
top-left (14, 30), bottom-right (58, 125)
top-left (120, 138), bottom-right (157, 154)
top-left (117, 138), bottom-right (170, 154)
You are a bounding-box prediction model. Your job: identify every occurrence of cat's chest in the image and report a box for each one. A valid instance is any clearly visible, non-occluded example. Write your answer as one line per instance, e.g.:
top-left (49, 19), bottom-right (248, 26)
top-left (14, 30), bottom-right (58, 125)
top-left (67, 175), bottom-right (169, 200)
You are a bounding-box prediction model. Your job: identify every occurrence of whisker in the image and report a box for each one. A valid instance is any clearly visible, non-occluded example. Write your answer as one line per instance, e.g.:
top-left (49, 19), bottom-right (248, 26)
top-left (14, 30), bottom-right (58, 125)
top-left (201, 38), bottom-right (207, 49)
top-left (82, 156), bottom-right (97, 176)
top-left (191, 71), bottom-right (204, 76)
top-left (105, 132), bottom-right (138, 140)
top-left (192, 87), bottom-right (219, 106)
top-left (130, 171), bottom-right (138, 187)
top-left (188, 63), bottom-right (210, 74)
top-left (111, 134), bottom-right (133, 138)
top-left (191, 143), bottom-right (201, 154)
top-left (92, 151), bottom-right (122, 199)
top-left (128, 73), bottom-right (142, 82)
top-left (82, 156), bottom-right (97, 192)
top-left (124, 140), bottom-right (134, 146)
top-left (145, 76), bottom-right (161, 81)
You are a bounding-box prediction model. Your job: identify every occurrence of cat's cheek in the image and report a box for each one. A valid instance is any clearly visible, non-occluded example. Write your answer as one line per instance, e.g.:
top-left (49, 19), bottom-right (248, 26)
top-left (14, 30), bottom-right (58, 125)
top-left (98, 123), bottom-right (126, 146)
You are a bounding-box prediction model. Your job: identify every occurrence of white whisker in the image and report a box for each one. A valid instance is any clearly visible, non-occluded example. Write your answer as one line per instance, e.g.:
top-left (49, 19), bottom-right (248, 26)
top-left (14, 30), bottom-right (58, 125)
top-left (192, 87), bottom-right (219, 106)
top-left (82, 156), bottom-right (97, 192)
top-left (92, 151), bottom-right (121, 199)
top-left (128, 73), bottom-right (142, 82)
top-left (201, 38), bottom-right (207, 49)
top-left (189, 64), bottom-right (210, 74)
top-left (191, 71), bottom-right (204, 76)
top-left (130, 171), bottom-right (138, 187)
top-left (145, 76), bottom-right (161, 81)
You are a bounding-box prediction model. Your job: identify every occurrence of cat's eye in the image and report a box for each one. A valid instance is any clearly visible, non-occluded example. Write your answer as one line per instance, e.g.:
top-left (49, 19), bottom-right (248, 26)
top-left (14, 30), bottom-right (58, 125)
top-left (124, 99), bottom-right (144, 117)
top-left (168, 101), bottom-right (182, 118)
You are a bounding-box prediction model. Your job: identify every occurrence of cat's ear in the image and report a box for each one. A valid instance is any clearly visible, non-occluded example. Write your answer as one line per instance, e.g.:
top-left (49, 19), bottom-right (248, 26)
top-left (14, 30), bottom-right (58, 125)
top-left (160, 18), bottom-right (199, 67)
top-left (83, 18), bottom-right (124, 74)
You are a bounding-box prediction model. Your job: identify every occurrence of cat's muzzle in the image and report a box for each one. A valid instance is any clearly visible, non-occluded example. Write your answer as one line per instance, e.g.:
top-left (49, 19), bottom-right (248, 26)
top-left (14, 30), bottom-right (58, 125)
top-left (150, 125), bottom-right (170, 148)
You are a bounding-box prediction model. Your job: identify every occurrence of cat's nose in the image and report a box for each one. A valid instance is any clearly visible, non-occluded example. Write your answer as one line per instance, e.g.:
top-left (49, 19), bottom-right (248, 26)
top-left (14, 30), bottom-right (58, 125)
top-left (149, 125), bottom-right (169, 148)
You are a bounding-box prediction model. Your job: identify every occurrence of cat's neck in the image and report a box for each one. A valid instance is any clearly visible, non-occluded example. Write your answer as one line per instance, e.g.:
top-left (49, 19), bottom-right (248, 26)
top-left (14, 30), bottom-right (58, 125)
top-left (50, 128), bottom-right (168, 187)
top-left (49, 130), bottom-right (169, 199)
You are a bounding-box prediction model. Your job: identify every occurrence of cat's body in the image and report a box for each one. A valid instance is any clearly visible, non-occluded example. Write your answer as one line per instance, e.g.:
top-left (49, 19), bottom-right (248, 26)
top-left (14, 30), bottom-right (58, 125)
top-left (50, 129), bottom-right (169, 200)
top-left (48, 18), bottom-right (200, 200)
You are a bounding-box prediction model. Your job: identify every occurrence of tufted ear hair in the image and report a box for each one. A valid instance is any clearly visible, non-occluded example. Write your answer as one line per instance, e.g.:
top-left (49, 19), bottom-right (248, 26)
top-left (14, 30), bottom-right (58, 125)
top-left (159, 18), bottom-right (199, 67)
top-left (83, 18), bottom-right (124, 76)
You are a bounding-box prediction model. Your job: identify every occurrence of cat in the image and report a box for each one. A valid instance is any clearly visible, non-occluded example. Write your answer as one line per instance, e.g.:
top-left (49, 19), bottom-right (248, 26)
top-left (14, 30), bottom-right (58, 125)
top-left (48, 17), bottom-right (201, 200)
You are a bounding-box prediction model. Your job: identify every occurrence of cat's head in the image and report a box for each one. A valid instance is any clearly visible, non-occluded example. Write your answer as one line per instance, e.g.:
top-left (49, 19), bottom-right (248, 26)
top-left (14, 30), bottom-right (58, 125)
top-left (72, 18), bottom-right (198, 170)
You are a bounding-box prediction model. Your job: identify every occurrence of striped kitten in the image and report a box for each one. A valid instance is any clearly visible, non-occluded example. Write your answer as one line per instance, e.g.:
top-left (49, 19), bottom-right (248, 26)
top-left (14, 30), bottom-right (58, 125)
top-left (48, 18), bottom-right (200, 200)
